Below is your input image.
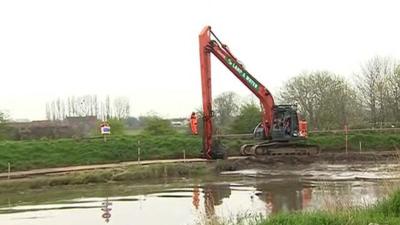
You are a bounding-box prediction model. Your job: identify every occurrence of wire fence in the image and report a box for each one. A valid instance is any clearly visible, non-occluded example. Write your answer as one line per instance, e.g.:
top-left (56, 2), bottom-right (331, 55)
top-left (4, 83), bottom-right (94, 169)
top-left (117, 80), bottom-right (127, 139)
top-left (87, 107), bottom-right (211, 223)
top-left (310, 127), bottom-right (400, 135)
top-left (214, 127), bottom-right (400, 139)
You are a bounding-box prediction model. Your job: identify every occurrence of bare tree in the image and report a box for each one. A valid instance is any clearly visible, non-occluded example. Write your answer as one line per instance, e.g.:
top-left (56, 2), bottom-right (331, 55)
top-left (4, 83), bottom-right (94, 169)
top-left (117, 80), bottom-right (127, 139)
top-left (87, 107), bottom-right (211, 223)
top-left (213, 92), bottom-right (240, 129)
top-left (93, 95), bottom-right (99, 117)
top-left (280, 71), bottom-right (360, 130)
top-left (386, 64), bottom-right (400, 122)
top-left (105, 95), bottom-right (111, 120)
top-left (50, 101), bottom-right (56, 121)
top-left (356, 56), bottom-right (395, 126)
top-left (67, 97), bottom-right (72, 117)
top-left (99, 101), bottom-right (105, 121)
top-left (113, 97), bottom-right (130, 120)
top-left (56, 98), bottom-right (62, 120)
top-left (45, 95), bottom-right (132, 121)
top-left (45, 103), bottom-right (51, 120)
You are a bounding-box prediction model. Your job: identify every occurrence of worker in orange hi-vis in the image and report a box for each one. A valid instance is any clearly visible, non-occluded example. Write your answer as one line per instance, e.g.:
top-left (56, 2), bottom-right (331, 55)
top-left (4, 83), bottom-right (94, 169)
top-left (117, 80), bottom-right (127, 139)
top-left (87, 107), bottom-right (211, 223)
top-left (190, 112), bottom-right (198, 135)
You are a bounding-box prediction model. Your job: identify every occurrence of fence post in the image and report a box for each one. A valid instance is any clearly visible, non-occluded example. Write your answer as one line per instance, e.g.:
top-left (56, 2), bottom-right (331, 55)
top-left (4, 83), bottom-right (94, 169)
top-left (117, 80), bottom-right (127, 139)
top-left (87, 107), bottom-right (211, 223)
top-left (345, 125), bottom-right (348, 155)
top-left (138, 140), bottom-right (141, 164)
top-left (183, 149), bottom-right (186, 163)
top-left (359, 141), bottom-right (362, 153)
top-left (7, 162), bottom-right (10, 180)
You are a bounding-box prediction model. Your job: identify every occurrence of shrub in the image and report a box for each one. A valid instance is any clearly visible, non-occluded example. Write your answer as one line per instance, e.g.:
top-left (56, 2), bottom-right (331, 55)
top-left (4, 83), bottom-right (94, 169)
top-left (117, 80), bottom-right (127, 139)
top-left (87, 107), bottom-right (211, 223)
top-left (142, 116), bottom-right (176, 135)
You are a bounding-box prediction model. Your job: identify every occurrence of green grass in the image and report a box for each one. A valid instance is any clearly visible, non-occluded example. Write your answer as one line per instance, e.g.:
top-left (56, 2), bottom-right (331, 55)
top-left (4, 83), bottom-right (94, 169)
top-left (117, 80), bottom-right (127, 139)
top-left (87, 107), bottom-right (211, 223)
top-left (0, 134), bottom-right (202, 172)
top-left (308, 132), bottom-right (400, 151)
top-left (255, 190), bottom-right (400, 225)
top-left (0, 132), bottom-right (399, 172)
top-left (198, 190), bottom-right (400, 225)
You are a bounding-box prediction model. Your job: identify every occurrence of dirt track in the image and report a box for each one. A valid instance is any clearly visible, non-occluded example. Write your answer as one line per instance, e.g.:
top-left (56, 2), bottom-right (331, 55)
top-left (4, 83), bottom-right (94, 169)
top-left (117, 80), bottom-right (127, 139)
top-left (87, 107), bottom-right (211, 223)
top-left (0, 151), bottom-right (398, 180)
top-left (0, 157), bottom-right (238, 179)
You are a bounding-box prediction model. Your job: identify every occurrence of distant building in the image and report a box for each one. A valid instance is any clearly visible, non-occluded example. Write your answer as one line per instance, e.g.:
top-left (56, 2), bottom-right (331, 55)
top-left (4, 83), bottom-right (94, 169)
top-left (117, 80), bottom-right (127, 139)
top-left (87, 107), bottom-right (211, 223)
top-left (171, 121), bottom-right (183, 126)
top-left (65, 116), bottom-right (97, 136)
top-left (7, 116), bottom-right (97, 140)
top-left (11, 118), bottom-right (31, 123)
top-left (169, 118), bottom-right (189, 127)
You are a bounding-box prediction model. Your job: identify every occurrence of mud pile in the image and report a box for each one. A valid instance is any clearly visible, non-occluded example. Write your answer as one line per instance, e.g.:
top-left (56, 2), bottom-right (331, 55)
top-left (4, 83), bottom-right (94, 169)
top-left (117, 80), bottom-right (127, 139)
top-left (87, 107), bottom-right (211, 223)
top-left (230, 151), bottom-right (400, 170)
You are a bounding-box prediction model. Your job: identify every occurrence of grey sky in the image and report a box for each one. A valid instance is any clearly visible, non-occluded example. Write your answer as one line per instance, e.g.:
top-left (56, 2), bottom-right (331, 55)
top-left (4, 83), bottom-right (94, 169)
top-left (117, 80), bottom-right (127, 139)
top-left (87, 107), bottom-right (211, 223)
top-left (1, 0), bottom-right (400, 120)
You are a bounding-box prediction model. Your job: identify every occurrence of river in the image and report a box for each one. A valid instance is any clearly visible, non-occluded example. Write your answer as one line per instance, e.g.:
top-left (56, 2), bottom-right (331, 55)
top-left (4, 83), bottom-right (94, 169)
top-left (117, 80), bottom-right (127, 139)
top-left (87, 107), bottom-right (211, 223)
top-left (0, 162), bottom-right (399, 225)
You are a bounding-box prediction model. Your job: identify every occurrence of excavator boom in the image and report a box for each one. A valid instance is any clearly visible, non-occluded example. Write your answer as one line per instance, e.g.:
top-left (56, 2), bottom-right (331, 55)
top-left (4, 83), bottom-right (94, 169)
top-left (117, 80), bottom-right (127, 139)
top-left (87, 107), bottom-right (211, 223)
top-left (199, 26), bottom-right (315, 159)
top-left (199, 26), bottom-right (274, 159)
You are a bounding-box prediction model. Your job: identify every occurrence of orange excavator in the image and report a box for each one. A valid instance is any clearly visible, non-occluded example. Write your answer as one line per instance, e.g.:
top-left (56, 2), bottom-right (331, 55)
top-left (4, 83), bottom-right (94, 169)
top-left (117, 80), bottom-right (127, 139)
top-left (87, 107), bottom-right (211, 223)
top-left (199, 26), bottom-right (319, 159)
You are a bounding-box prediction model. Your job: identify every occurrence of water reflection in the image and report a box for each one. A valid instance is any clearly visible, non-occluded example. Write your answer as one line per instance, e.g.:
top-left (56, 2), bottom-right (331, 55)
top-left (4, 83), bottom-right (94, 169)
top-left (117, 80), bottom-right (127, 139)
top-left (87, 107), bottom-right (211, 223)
top-left (190, 180), bottom-right (314, 219)
top-left (0, 164), bottom-right (398, 225)
top-left (255, 180), bottom-right (312, 214)
top-left (101, 198), bottom-right (112, 223)
top-left (192, 187), bottom-right (200, 210)
top-left (202, 184), bottom-right (231, 217)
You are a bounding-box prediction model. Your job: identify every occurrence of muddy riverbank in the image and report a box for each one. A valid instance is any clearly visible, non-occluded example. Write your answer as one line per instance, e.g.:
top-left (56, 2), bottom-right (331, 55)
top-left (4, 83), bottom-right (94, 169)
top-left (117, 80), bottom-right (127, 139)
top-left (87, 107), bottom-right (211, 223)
top-left (221, 151), bottom-right (400, 171)
top-left (1, 159), bottom-right (400, 225)
top-left (0, 151), bottom-right (399, 193)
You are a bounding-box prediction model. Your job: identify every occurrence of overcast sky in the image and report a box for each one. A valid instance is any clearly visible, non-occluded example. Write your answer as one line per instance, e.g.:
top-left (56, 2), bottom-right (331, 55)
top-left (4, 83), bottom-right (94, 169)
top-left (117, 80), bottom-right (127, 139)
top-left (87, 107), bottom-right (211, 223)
top-left (1, 0), bottom-right (400, 120)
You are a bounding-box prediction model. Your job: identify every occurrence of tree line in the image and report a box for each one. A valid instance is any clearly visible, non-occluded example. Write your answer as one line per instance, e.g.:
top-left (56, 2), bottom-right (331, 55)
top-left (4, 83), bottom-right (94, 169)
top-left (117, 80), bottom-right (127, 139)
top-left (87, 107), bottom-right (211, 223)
top-left (2, 55), bottom-right (400, 136)
top-left (45, 95), bottom-right (130, 121)
top-left (44, 55), bottom-right (398, 133)
top-left (212, 56), bottom-right (400, 133)
top-left (280, 56), bottom-right (400, 130)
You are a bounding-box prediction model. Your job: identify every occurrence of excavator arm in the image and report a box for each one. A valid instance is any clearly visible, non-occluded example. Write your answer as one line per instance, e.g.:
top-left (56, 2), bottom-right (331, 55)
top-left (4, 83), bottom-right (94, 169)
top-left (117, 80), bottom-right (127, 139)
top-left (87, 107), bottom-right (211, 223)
top-left (199, 26), bottom-right (275, 159)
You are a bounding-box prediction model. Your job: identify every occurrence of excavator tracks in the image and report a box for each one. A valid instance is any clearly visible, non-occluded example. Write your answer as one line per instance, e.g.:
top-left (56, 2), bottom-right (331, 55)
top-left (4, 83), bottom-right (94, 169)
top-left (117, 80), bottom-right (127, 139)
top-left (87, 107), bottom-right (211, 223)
top-left (240, 142), bottom-right (320, 157)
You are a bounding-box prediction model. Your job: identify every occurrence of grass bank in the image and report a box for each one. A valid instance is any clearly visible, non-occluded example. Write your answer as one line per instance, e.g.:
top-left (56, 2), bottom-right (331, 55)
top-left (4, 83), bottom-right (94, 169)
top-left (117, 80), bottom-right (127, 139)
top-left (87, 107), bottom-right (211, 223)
top-left (0, 161), bottom-right (226, 193)
top-left (223, 132), bottom-right (400, 152)
top-left (0, 132), bottom-right (399, 172)
top-left (252, 189), bottom-right (400, 225)
top-left (307, 132), bottom-right (400, 151)
top-left (0, 134), bottom-right (202, 172)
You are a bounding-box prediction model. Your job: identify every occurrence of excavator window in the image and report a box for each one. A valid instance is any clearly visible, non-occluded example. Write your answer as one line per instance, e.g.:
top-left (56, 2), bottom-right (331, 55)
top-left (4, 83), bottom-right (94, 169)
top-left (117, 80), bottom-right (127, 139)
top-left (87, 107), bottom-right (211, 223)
top-left (271, 106), bottom-right (299, 140)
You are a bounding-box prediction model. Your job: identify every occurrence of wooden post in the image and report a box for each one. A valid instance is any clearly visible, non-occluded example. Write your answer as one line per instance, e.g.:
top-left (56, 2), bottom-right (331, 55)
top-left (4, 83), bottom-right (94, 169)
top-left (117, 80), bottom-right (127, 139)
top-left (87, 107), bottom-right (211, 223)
top-left (138, 140), bottom-right (141, 164)
top-left (359, 141), bottom-right (362, 153)
top-left (345, 125), bottom-right (348, 155)
top-left (183, 149), bottom-right (186, 163)
top-left (7, 162), bottom-right (10, 180)
top-left (103, 134), bottom-right (107, 143)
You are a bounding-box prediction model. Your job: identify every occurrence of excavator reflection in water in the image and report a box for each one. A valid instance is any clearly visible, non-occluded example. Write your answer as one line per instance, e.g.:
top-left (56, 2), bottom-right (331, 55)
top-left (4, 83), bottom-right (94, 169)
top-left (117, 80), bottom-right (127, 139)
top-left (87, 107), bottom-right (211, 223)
top-left (191, 181), bottom-right (313, 217)
top-left (192, 184), bottom-right (232, 217)
top-left (256, 181), bottom-right (313, 214)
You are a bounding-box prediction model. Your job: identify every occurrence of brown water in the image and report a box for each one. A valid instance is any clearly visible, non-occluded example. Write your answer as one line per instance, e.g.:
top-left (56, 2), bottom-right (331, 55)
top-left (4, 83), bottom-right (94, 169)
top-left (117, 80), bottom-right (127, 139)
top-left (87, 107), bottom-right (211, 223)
top-left (0, 163), bottom-right (399, 225)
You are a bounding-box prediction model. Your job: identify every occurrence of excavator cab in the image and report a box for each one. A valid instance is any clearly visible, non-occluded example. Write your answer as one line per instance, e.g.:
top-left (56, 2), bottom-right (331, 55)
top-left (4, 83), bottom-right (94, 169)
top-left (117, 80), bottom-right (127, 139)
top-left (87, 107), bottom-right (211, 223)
top-left (253, 105), bottom-right (302, 142)
top-left (271, 105), bottom-right (301, 141)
